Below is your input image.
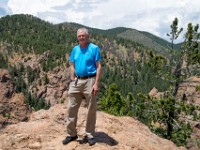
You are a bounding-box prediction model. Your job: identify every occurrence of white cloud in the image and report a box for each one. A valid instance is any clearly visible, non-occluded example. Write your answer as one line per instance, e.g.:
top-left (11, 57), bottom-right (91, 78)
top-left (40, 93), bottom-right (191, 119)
top-left (0, 0), bottom-right (199, 43)
top-left (0, 0), bottom-right (12, 16)
top-left (7, 0), bottom-right (69, 15)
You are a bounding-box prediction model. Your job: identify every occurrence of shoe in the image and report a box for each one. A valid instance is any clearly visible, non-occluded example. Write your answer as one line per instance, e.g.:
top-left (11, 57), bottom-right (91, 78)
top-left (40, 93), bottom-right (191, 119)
top-left (62, 135), bottom-right (78, 145)
top-left (87, 138), bottom-right (96, 146)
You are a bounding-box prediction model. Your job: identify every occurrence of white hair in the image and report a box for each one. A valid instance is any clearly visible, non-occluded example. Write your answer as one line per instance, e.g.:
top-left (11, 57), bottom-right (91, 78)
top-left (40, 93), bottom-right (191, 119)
top-left (77, 28), bottom-right (89, 36)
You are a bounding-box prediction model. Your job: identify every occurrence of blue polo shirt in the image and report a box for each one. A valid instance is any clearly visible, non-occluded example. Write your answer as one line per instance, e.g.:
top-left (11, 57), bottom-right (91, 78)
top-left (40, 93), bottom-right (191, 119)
top-left (69, 43), bottom-right (101, 76)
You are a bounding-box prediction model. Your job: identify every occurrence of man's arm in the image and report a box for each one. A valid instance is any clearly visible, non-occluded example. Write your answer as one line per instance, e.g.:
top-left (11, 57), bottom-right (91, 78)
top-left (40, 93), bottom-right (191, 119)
top-left (93, 61), bottom-right (102, 95)
top-left (69, 62), bottom-right (75, 80)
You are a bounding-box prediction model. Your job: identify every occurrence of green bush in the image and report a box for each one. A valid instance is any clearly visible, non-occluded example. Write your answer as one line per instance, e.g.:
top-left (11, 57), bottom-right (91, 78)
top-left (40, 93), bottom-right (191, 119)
top-left (195, 85), bottom-right (200, 91)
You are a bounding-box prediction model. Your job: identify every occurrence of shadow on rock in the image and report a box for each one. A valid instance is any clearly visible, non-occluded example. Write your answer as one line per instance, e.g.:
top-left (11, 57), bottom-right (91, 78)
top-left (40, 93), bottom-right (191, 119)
top-left (78, 131), bottom-right (118, 146)
top-left (95, 132), bottom-right (118, 146)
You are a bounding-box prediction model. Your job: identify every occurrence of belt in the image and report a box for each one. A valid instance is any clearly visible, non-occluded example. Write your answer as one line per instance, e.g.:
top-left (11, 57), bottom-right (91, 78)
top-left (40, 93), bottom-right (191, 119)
top-left (77, 74), bottom-right (96, 79)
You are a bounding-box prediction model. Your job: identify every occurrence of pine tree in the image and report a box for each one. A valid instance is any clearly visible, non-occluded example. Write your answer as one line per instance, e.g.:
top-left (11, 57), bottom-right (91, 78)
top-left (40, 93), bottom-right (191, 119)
top-left (183, 23), bottom-right (200, 75)
top-left (166, 17), bottom-right (183, 138)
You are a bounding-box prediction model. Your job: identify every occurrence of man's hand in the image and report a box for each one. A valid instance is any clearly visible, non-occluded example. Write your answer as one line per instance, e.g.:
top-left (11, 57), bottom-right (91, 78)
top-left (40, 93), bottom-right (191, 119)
top-left (92, 83), bottom-right (99, 95)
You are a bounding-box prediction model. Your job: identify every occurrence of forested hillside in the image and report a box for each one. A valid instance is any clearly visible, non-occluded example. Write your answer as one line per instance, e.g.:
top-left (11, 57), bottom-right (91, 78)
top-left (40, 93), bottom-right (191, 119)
top-left (0, 14), bottom-right (200, 148)
top-left (0, 14), bottom-right (171, 96)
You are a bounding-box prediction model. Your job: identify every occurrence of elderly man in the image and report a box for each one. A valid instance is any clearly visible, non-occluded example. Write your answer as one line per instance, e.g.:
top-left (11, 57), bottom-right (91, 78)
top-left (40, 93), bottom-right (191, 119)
top-left (63, 27), bottom-right (102, 146)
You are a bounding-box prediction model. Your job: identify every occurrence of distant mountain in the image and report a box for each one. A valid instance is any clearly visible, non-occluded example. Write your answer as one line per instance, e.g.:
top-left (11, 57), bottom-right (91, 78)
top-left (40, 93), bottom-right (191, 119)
top-left (0, 14), bottom-right (182, 56)
top-left (59, 23), bottom-right (182, 54)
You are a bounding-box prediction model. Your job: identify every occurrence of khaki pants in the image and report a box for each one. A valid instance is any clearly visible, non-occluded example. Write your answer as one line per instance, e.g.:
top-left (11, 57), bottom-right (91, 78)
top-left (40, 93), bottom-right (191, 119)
top-left (66, 77), bottom-right (97, 139)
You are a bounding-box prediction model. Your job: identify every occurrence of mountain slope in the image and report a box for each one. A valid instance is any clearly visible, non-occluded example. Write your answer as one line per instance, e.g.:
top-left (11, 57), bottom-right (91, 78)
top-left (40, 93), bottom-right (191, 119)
top-left (117, 29), bottom-right (169, 53)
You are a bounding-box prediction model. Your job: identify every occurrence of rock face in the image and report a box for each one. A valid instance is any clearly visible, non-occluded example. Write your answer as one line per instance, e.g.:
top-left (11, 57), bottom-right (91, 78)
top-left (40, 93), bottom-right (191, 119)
top-left (177, 76), bottom-right (200, 105)
top-left (0, 103), bottom-right (184, 150)
top-left (149, 77), bottom-right (200, 104)
top-left (8, 52), bottom-right (71, 105)
top-left (176, 76), bottom-right (200, 150)
top-left (29, 66), bottom-right (70, 105)
top-left (0, 69), bottom-right (30, 128)
top-left (148, 87), bottom-right (164, 99)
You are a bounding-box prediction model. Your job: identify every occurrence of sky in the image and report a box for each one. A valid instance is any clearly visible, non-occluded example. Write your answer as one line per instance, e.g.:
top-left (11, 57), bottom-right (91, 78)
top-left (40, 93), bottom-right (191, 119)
top-left (0, 0), bottom-right (200, 43)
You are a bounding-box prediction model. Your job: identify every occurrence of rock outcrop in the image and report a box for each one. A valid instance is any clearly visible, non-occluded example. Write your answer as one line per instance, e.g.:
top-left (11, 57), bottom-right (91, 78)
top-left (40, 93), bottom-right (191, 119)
top-left (0, 103), bottom-right (184, 150)
top-left (177, 76), bottom-right (200, 105)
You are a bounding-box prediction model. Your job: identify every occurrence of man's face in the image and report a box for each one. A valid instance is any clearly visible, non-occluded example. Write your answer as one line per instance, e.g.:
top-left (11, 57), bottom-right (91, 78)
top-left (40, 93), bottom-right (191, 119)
top-left (77, 31), bottom-right (89, 45)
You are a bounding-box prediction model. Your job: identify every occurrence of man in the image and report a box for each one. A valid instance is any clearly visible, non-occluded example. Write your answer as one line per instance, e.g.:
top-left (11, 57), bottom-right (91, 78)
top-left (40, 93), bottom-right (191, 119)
top-left (62, 28), bottom-right (101, 146)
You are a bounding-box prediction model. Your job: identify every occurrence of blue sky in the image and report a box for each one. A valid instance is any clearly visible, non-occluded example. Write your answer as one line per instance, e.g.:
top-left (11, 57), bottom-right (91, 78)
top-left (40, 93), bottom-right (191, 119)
top-left (0, 0), bottom-right (200, 43)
